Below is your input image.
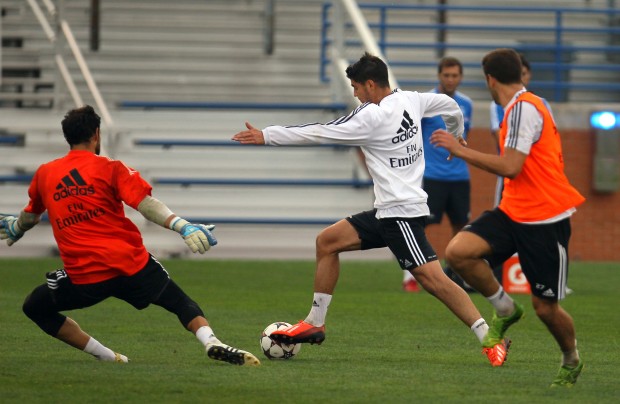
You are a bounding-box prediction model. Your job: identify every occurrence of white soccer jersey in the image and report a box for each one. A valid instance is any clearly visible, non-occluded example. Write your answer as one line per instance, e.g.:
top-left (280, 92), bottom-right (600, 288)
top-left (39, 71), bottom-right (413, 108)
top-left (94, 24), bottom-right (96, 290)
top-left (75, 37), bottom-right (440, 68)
top-left (262, 89), bottom-right (464, 218)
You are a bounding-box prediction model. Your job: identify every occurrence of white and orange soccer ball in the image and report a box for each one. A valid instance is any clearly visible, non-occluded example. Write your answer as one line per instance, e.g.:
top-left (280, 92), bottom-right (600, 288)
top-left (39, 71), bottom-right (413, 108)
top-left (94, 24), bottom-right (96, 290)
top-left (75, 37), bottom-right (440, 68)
top-left (260, 322), bottom-right (301, 359)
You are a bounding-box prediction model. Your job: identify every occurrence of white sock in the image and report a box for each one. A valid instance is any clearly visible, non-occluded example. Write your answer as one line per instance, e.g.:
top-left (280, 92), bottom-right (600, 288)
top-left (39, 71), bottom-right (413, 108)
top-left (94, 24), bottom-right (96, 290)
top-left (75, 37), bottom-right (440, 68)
top-left (83, 337), bottom-right (117, 361)
top-left (562, 349), bottom-right (580, 367)
top-left (304, 293), bottom-right (332, 326)
top-left (403, 271), bottom-right (416, 282)
top-left (196, 326), bottom-right (221, 347)
top-left (562, 340), bottom-right (580, 367)
top-left (470, 318), bottom-right (489, 344)
top-left (486, 285), bottom-right (515, 317)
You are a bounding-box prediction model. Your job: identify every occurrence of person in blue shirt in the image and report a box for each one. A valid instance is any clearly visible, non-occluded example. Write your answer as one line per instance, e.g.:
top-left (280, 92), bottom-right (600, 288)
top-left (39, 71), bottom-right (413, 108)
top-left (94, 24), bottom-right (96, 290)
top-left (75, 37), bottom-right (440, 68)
top-left (403, 56), bottom-right (473, 292)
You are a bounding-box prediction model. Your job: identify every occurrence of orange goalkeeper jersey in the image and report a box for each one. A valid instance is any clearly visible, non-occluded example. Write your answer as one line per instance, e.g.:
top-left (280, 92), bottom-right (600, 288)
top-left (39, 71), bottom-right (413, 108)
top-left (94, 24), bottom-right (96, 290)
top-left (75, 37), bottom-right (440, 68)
top-left (24, 150), bottom-right (151, 284)
top-left (498, 92), bottom-right (585, 222)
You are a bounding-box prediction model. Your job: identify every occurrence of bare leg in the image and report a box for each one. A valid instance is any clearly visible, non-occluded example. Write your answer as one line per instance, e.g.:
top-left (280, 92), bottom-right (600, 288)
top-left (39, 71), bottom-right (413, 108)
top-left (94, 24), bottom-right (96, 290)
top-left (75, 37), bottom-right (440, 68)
top-left (22, 284), bottom-right (125, 361)
top-left (532, 297), bottom-right (577, 353)
top-left (187, 316), bottom-right (209, 334)
top-left (55, 317), bottom-right (127, 362)
top-left (289, 220), bottom-right (362, 328)
top-left (445, 231), bottom-right (502, 297)
top-left (313, 219), bottom-right (362, 294)
top-left (411, 261), bottom-right (482, 327)
top-left (55, 317), bottom-right (91, 350)
top-left (314, 219), bottom-right (483, 329)
top-left (450, 222), bottom-right (466, 238)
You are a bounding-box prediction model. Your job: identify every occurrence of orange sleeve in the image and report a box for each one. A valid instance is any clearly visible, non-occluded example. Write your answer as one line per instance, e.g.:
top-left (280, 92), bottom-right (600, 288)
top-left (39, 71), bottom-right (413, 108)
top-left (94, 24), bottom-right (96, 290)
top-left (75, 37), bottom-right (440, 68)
top-left (113, 161), bottom-right (153, 209)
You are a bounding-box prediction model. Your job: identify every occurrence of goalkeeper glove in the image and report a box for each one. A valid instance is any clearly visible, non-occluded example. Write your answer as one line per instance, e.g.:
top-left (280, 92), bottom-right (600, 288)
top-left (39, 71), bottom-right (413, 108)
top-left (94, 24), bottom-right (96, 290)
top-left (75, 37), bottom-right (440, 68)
top-left (170, 217), bottom-right (217, 254)
top-left (0, 214), bottom-right (24, 246)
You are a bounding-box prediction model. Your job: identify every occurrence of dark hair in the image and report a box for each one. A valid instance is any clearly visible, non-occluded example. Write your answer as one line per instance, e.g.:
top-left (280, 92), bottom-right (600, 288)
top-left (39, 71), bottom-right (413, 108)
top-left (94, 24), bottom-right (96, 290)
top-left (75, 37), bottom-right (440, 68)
top-left (345, 52), bottom-right (390, 88)
top-left (438, 56), bottom-right (463, 74)
top-left (482, 48), bottom-right (522, 85)
top-left (61, 105), bottom-right (101, 146)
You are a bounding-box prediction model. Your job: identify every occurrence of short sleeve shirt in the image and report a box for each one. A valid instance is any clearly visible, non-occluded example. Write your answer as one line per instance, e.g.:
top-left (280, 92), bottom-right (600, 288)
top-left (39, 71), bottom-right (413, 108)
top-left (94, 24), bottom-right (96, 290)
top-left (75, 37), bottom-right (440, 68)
top-left (25, 150), bottom-right (152, 284)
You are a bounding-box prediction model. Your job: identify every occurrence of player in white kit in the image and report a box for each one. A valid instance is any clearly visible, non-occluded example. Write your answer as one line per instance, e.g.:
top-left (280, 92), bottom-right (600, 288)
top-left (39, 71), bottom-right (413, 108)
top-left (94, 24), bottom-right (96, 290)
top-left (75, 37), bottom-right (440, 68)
top-left (232, 53), bottom-right (509, 366)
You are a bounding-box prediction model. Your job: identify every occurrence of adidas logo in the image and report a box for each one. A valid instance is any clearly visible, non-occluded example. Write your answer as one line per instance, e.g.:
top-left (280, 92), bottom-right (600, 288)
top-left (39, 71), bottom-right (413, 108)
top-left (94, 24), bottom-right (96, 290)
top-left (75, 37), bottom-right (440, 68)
top-left (391, 110), bottom-right (419, 144)
top-left (542, 288), bottom-right (556, 297)
top-left (53, 168), bottom-right (95, 201)
top-left (46, 269), bottom-right (68, 290)
top-left (474, 320), bottom-right (487, 330)
top-left (403, 259), bottom-right (413, 268)
top-left (312, 300), bottom-right (320, 307)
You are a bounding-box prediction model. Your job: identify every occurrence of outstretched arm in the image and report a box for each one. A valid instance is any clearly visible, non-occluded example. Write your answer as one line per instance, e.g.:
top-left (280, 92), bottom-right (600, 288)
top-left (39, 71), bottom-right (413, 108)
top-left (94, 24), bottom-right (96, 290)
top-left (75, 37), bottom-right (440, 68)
top-left (0, 210), bottom-right (41, 246)
top-left (233, 105), bottom-right (376, 147)
top-left (232, 122), bottom-right (265, 145)
top-left (137, 195), bottom-right (217, 254)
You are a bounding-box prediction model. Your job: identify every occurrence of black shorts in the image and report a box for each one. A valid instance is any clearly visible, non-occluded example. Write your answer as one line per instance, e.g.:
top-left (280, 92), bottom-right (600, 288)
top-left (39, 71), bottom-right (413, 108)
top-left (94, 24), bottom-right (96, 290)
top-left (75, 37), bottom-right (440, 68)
top-left (464, 208), bottom-right (572, 300)
top-left (346, 209), bottom-right (437, 270)
top-left (423, 178), bottom-right (470, 226)
top-left (45, 255), bottom-right (171, 311)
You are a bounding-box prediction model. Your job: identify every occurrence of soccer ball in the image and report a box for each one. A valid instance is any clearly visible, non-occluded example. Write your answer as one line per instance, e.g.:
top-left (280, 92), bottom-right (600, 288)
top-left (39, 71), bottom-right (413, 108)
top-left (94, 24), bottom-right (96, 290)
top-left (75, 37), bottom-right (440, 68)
top-left (260, 322), bottom-right (301, 359)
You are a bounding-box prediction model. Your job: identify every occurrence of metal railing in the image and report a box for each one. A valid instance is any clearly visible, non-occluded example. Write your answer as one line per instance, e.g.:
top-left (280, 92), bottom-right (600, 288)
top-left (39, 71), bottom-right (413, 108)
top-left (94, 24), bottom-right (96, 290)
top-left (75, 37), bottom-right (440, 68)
top-left (24, 0), bottom-right (116, 155)
top-left (321, 2), bottom-right (620, 103)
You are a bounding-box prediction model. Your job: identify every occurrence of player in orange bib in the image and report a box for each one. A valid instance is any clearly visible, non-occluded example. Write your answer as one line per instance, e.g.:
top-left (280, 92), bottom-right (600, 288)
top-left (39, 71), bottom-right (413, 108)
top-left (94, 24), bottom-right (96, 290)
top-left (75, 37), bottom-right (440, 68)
top-left (0, 105), bottom-right (259, 366)
top-left (430, 48), bottom-right (584, 387)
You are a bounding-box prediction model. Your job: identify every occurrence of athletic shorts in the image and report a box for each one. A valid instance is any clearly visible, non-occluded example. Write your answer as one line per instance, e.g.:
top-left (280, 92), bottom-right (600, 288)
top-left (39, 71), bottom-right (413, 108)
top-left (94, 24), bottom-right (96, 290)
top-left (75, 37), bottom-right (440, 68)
top-left (45, 255), bottom-right (171, 311)
top-left (423, 178), bottom-right (470, 226)
top-left (346, 209), bottom-right (437, 270)
top-left (464, 208), bottom-right (572, 300)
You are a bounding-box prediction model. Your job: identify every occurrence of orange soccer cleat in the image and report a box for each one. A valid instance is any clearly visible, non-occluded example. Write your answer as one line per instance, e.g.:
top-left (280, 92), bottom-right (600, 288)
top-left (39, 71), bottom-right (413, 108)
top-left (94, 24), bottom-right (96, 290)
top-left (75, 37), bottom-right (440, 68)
top-left (482, 338), bottom-right (511, 367)
top-left (269, 320), bottom-right (326, 345)
top-left (403, 279), bottom-right (420, 293)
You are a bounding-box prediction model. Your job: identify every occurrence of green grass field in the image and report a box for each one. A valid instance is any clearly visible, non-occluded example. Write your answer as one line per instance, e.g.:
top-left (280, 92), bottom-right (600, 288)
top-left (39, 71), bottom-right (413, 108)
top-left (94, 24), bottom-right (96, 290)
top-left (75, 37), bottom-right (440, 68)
top-left (0, 258), bottom-right (618, 403)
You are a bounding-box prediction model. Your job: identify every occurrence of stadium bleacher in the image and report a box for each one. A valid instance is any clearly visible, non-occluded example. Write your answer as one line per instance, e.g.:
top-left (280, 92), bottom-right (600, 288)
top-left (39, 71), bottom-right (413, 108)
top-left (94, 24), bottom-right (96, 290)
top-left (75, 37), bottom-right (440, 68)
top-left (1, 0), bottom-right (618, 260)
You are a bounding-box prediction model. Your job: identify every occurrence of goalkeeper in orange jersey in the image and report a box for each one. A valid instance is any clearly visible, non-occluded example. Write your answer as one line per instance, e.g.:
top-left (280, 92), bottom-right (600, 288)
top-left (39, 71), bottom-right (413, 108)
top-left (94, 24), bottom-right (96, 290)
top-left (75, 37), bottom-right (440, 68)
top-left (0, 105), bottom-right (260, 367)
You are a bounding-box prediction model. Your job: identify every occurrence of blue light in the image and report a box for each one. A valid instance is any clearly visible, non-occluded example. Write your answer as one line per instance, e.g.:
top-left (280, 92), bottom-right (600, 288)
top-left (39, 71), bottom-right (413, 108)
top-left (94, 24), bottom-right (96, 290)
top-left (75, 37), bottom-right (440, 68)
top-left (590, 111), bottom-right (618, 130)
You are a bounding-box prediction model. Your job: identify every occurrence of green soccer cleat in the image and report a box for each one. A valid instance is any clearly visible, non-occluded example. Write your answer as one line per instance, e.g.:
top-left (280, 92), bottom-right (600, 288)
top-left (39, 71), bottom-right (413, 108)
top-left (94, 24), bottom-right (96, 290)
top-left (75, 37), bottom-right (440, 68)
top-left (550, 360), bottom-right (584, 388)
top-left (482, 302), bottom-right (525, 348)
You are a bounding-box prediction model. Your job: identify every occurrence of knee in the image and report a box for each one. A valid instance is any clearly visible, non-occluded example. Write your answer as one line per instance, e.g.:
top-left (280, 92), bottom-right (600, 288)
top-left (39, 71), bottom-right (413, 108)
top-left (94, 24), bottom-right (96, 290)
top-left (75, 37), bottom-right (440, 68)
top-left (179, 299), bottom-right (203, 329)
top-left (22, 290), bottom-right (65, 336)
top-left (22, 285), bottom-right (54, 322)
top-left (444, 238), bottom-right (469, 269)
top-left (532, 298), bottom-right (557, 320)
top-left (411, 263), bottom-right (447, 297)
top-left (315, 230), bottom-right (336, 257)
top-left (22, 292), bottom-right (37, 320)
top-left (155, 281), bottom-right (204, 329)
top-left (22, 287), bottom-right (49, 321)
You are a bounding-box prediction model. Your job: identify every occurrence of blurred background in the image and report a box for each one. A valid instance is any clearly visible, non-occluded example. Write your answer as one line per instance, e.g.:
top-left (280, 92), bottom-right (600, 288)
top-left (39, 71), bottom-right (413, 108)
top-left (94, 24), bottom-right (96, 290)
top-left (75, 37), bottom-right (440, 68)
top-left (1, 0), bottom-right (619, 261)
